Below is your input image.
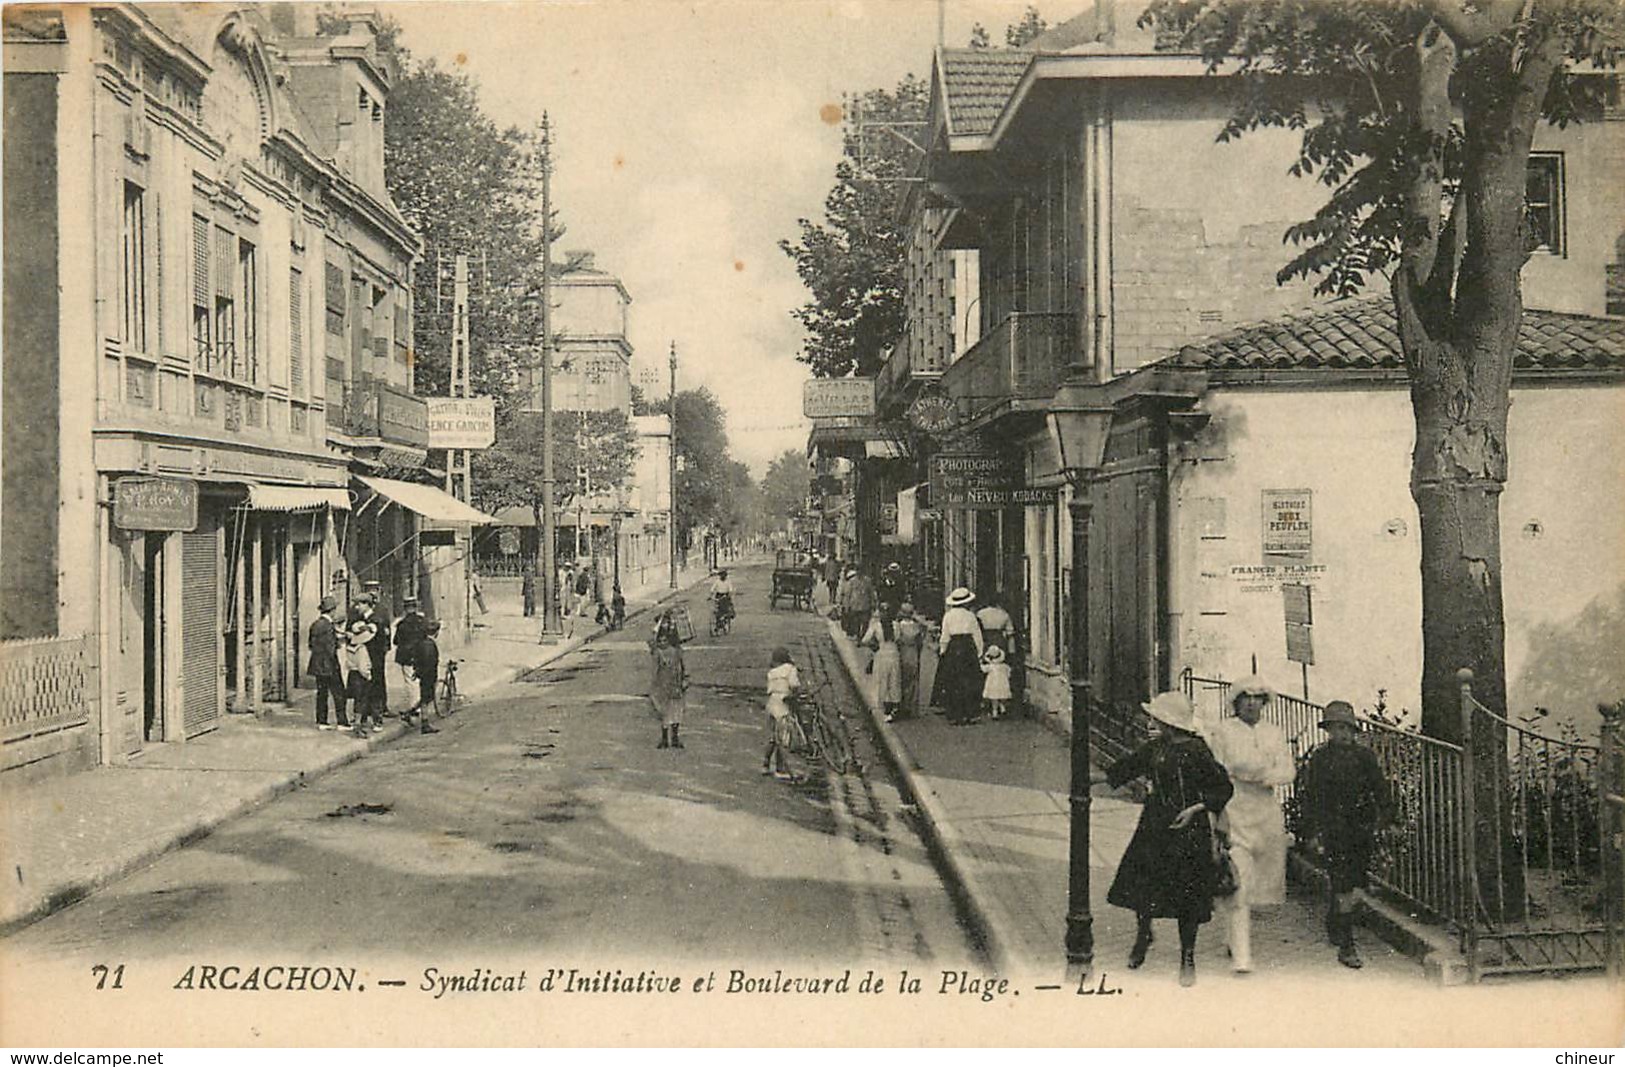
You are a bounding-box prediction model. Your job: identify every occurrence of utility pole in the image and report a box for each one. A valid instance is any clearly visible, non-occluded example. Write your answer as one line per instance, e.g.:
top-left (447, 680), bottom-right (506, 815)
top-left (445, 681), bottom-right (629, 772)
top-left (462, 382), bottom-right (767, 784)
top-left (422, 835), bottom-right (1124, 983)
top-left (447, 254), bottom-right (470, 501)
top-left (537, 114), bottom-right (561, 637)
top-left (668, 340), bottom-right (677, 590)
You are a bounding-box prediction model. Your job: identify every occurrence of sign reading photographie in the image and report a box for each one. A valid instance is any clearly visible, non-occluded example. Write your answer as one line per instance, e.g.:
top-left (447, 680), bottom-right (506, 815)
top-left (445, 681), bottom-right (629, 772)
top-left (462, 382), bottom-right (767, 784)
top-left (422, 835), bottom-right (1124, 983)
top-left (803, 378), bottom-right (876, 418)
top-left (930, 453), bottom-right (1045, 509)
top-left (425, 397), bottom-right (496, 450)
top-left (1261, 488), bottom-right (1313, 563)
top-left (114, 477), bottom-right (199, 532)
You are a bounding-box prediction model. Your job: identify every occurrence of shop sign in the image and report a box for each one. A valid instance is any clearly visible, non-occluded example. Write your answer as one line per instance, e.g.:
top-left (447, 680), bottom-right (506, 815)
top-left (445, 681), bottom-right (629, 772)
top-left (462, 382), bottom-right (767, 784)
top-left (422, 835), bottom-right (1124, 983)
top-left (115, 477), bottom-right (198, 532)
top-left (930, 453), bottom-right (1027, 510)
top-left (1262, 488), bottom-right (1313, 563)
top-left (906, 391), bottom-right (958, 434)
top-left (426, 397), bottom-right (496, 449)
top-left (803, 378), bottom-right (876, 418)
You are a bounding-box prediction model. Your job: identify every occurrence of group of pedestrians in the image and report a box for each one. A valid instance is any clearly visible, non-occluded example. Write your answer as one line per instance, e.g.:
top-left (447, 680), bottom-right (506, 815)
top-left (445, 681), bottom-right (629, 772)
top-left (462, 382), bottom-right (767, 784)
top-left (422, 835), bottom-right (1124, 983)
top-left (306, 590), bottom-right (442, 738)
top-left (1104, 679), bottom-right (1389, 986)
top-left (928, 586), bottom-right (1017, 725)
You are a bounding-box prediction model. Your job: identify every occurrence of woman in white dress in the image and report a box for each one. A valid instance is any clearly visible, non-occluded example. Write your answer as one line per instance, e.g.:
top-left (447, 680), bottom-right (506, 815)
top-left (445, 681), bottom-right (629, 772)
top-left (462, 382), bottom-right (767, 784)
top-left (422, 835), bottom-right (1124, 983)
top-left (1202, 675), bottom-right (1296, 973)
top-left (931, 588), bottom-right (984, 725)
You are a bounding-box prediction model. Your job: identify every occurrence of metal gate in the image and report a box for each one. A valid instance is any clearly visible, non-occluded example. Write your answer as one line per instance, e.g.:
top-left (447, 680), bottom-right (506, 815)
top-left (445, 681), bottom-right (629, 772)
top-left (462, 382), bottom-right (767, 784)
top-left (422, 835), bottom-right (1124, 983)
top-left (1460, 679), bottom-right (1621, 979)
top-left (181, 515), bottom-right (221, 738)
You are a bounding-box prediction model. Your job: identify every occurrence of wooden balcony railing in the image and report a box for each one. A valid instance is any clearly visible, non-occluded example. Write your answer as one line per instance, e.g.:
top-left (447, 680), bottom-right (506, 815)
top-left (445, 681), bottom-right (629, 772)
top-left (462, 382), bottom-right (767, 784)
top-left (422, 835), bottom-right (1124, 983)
top-left (940, 312), bottom-right (1078, 420)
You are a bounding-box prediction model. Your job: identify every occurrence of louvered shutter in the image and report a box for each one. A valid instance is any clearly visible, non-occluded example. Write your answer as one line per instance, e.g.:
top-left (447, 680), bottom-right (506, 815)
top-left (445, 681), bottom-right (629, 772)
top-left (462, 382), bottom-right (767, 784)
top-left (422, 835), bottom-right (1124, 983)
top-left (289, 268), bottom-right (304, 395)
top-left (154, 197), bottom-right (165, 355)
top-left (181, 515), bottom-right (221, 737)
top-left (192, 215), bottom-right (209, 308)
top-left (213, 226), bottom-right (233, 296)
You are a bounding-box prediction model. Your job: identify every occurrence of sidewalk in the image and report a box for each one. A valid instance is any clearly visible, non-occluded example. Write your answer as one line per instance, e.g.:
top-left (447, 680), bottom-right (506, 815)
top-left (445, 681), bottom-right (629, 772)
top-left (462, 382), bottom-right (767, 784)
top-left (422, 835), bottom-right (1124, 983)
top-left (0, 560), bottom-right (719, 934)
top-left (823, 620), bottom-right (1431, 988)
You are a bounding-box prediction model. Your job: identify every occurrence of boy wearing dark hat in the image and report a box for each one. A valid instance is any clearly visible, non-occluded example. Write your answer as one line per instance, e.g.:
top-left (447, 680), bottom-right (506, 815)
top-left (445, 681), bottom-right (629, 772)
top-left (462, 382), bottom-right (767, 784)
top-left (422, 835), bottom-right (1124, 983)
top-left (307, 595), bottom-right (349, 730)
top-left (1297, 700), bottom-right (1390, 968)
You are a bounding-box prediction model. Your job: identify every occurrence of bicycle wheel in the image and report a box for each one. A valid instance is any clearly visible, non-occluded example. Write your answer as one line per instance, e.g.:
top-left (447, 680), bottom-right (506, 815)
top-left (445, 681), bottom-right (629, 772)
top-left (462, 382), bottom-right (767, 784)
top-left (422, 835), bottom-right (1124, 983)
top-left (438, 673), bottom-right (457, 716)
top-left (812, 711), bottom-right (852, 773)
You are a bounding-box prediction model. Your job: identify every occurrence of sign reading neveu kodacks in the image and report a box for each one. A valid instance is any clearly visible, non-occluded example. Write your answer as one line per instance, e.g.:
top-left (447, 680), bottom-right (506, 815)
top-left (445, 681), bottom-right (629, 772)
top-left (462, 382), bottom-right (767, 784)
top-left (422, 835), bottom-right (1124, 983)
top-left (425, 397), bottom-right (496, 450)
top-left (114, 477), bottom-right (199, 532)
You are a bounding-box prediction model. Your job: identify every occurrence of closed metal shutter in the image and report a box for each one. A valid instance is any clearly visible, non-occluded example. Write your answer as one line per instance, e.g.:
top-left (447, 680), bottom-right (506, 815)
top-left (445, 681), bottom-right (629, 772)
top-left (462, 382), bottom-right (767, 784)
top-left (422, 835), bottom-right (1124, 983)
top-left (181, 515), bottom-right (221, 738)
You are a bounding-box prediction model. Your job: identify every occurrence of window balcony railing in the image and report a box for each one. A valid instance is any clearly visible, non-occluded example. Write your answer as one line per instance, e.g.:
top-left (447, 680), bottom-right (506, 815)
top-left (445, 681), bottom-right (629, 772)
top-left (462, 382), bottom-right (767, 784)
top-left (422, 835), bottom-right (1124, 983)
top-left (939, 311), bottom-right (1078, 421)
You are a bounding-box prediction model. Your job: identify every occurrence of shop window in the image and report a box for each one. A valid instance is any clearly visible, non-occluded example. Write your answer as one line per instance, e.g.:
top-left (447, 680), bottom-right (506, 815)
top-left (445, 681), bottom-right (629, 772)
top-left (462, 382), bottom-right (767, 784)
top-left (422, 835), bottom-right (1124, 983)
top-left (1526, 153), bottom-right (1565, 256)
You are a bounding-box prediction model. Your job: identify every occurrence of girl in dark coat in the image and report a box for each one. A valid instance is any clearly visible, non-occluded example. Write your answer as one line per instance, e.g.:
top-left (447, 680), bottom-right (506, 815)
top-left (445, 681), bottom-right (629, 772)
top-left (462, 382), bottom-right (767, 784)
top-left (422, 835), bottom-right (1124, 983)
top-left (931, 588), bottom-right (984, 725)
top-left (1106, 691), bottom-right (1235, 987)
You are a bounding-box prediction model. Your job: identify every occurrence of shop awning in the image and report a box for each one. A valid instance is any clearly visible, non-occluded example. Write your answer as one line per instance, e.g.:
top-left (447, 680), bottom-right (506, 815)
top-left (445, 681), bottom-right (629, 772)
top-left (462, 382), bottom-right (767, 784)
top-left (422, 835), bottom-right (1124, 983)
top-left (246, 484), bottom-right (352, 511)
top-left (356, 476), bottom-right (497, 525)
top-left (807, 419), bottom-right (908, 460)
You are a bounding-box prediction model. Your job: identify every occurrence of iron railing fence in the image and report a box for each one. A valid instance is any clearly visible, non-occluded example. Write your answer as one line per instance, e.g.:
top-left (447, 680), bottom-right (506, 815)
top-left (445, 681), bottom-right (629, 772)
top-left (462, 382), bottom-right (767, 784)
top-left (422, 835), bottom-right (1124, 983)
top-left (1459, 679), bottom-right (1614, 978)
top-left (1600, 705), bottom-right (1625, 979)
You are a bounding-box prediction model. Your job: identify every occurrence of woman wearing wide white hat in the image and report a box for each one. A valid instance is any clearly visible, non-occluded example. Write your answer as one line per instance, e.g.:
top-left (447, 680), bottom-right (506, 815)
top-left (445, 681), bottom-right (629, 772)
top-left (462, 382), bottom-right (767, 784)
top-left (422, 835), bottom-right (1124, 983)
top-left (931, 587), bottom-right (984, 725)
top-left (1105, 691), bottom-right (1234, 987)
top-left (1202, 676), bottom-right (1295, 973)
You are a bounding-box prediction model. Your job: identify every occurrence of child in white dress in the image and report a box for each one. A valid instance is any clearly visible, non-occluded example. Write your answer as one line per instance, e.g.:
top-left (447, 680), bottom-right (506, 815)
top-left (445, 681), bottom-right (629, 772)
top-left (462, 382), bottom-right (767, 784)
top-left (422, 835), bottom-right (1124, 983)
top-left (764, 647), bottom-right (802, 780)
top-left (981, 644), bottom-right (1012, 719)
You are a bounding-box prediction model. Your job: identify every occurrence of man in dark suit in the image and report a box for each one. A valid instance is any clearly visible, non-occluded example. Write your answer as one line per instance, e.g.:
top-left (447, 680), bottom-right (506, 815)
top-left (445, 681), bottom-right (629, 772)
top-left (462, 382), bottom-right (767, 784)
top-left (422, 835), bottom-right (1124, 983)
top-left (307, 595), bottom-right (348, 729)
top-left (359, 592), bottom-right (393, 718)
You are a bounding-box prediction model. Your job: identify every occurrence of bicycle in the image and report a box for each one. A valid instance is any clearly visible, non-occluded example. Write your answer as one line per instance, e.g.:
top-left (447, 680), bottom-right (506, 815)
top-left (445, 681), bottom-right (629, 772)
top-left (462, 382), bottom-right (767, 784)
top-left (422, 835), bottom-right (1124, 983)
top-left (437, 659), bottom-right (462, 717)
top-left (789, 690), bottom-right (853, 774)
top-left (710, 594), bottom-right (734, 636)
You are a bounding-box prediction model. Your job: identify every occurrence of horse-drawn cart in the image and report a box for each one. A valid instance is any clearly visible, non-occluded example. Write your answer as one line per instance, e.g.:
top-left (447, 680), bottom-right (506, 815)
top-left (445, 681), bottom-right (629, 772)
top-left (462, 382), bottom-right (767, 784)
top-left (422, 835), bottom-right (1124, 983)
top-left (770, 550), bottom-right (817, 611)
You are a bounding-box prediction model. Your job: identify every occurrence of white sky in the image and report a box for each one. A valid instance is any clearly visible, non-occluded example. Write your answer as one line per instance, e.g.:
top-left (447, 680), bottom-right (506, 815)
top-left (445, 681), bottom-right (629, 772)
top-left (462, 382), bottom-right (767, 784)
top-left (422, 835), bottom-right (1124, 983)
top-left (385, 0), bottom-right (1057, 474)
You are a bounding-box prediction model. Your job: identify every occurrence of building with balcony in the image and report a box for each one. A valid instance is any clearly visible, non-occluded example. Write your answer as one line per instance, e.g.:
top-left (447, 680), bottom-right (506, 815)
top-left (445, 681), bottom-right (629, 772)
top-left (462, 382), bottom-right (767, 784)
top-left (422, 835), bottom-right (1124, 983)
top-left (890, 1), bottom-right (1625, 731)
top-left (0, 5), bottom-right (455, 779)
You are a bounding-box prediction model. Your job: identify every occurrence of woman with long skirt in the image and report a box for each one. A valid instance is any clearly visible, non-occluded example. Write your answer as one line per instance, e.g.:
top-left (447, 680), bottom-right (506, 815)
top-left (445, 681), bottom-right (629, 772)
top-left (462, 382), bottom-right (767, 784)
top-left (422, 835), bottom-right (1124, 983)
top-left (932, 588), bottom-right (984, 726)
top-left (1106, 691), bottom-right (1235, 987)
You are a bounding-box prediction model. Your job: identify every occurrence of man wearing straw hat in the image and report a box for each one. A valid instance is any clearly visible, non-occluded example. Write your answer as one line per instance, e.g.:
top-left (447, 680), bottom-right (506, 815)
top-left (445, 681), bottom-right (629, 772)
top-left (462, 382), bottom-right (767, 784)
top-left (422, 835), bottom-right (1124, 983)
top-left (1297, 699), bottom-right (1389, 968)
top-left (1203, 676), bottom-right (1296, 974)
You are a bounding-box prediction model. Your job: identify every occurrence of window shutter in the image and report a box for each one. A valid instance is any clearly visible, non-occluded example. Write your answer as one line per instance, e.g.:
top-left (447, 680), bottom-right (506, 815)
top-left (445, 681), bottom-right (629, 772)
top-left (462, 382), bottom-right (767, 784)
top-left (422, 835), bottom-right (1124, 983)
top-left (192, 215), bottom-right (210, 308)
top-left (289, 268), bottom-right (304, 395)
top-left (213, 227), bottom-right (233, 297)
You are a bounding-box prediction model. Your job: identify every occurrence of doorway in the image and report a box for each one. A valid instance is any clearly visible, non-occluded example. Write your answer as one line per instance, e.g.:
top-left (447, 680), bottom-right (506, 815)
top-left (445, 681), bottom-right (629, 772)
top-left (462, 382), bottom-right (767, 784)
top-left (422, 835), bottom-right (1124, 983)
top-left (141, 532), bottom-right (165, 743)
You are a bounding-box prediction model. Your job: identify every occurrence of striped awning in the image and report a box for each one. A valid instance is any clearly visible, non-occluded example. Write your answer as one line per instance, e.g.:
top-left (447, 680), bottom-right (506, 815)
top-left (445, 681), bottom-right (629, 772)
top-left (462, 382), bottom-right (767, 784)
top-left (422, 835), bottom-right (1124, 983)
top-left (245, 484), bottom-right (351, 511)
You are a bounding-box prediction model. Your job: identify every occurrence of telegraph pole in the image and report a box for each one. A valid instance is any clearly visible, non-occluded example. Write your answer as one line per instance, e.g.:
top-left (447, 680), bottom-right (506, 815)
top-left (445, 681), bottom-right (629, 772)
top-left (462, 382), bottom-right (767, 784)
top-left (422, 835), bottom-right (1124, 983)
top-left (537, 114), bottom-right (561, 637)
top-left (668, 340), bottom-right (678, 590)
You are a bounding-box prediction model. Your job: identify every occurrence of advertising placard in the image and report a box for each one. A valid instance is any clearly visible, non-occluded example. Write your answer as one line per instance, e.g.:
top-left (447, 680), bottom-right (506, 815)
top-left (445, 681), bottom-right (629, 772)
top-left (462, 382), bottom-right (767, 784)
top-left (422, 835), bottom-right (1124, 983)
top-left (802, 378), bottom-right (876, 418)
top-left (114, 477), bottom-right (199, 532)
top-left (1262, 488), bottom-right (1313, 563)
top-left (426, 397), bottom-right (497, 449)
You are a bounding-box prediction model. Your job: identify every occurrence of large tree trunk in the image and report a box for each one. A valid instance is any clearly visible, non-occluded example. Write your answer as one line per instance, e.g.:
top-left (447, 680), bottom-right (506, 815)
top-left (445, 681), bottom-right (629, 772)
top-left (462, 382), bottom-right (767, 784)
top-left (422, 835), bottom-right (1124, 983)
top-left (1389, 28), bottom-right (1557, 922)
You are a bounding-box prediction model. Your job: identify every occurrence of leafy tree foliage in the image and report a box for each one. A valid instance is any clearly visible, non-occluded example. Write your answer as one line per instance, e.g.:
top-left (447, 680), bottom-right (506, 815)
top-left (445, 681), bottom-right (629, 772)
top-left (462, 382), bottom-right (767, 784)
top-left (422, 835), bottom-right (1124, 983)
top-left (757, 449), bottom-right (812, 532)
top-left (780, 75), bottom-right (927, 379)
top-left (471, 408), bottom-right (640, 523)
top-left (781, 10), bottom-right (1047, 379)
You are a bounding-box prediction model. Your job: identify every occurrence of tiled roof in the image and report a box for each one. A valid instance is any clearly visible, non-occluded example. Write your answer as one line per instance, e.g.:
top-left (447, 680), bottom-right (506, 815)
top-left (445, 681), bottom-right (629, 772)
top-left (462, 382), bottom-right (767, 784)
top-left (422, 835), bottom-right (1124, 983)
top-left (1170, 298), bottom-right (1625, 373)
top-left (939, 48), bottom-right (1032, 137)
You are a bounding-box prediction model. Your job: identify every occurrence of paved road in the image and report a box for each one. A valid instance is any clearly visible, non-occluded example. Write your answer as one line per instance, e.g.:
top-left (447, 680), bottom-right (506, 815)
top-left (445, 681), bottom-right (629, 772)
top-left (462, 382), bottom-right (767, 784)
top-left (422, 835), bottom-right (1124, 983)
top-left (4, 564), bottom-right (973, 969)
